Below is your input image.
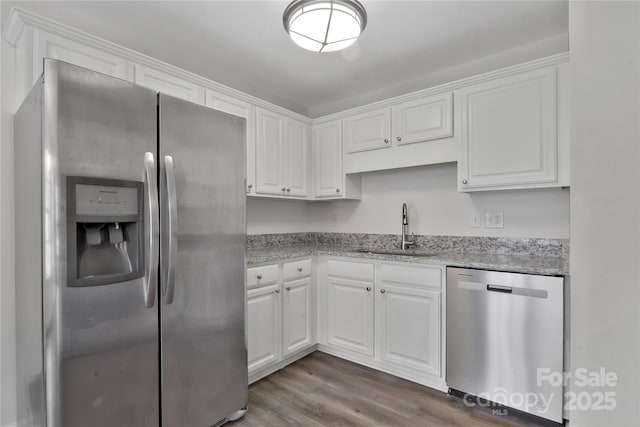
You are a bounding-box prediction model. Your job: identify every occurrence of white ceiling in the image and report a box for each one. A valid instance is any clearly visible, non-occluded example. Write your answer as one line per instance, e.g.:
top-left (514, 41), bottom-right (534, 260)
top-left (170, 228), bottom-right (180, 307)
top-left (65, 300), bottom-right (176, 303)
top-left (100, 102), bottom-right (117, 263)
top-left (1, 1), bottom-right (568, 117)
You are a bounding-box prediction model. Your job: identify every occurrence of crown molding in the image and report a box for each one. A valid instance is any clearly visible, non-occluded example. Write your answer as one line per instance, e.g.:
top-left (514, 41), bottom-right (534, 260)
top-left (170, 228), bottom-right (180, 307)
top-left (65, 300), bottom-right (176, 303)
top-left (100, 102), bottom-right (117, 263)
top-left (4, 7), bottom-right (568, 127)
top-left (3, 7), bottom-right (26, 45)
top-left (3, 7), bottom-right (311, 123)
top-left (313, 51), bottom-right (570, 124)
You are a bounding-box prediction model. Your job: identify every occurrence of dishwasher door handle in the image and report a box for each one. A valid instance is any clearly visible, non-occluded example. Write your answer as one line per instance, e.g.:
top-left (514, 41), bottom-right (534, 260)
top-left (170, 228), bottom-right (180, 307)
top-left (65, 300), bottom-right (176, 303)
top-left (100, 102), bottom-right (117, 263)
top-left (486, 284), bottom-right (513, 293)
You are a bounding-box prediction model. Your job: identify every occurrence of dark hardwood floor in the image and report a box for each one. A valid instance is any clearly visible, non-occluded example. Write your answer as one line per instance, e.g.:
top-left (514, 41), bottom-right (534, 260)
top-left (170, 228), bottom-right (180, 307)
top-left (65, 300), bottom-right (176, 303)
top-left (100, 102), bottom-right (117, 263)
top-left (230, 352), bottom-right (539, 427)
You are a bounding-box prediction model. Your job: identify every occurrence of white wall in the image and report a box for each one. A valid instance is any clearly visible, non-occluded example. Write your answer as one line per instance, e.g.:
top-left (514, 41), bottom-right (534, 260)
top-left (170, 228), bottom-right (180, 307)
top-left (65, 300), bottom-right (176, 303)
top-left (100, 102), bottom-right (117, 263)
top-left (569, 2), bottom-right (640, 426)
top-left (247, 163), bottom-right (570, 238)
top-left (0, 9), bottom-right (16, 425)
top-left (246, 198), bottom-right (314, 235)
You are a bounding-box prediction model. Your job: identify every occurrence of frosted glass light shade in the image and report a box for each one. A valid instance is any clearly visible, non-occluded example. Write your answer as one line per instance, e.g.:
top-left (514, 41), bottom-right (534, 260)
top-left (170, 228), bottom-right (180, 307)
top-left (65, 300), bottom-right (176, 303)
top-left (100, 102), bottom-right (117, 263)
top-left (283, 0), bottom-right (367, 53)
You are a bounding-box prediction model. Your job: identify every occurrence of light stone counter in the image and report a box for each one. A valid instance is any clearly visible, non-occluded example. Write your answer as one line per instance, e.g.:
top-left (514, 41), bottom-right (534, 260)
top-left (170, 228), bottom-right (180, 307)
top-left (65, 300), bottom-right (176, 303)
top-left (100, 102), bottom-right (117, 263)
top-left (247, 244), bottom-right (568, 276)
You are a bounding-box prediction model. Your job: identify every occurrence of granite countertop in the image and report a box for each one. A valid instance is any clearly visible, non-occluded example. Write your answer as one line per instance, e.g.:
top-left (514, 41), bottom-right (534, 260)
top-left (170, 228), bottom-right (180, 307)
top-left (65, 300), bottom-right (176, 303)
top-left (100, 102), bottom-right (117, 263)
top-left (247, 244), bottom-right (568, 276)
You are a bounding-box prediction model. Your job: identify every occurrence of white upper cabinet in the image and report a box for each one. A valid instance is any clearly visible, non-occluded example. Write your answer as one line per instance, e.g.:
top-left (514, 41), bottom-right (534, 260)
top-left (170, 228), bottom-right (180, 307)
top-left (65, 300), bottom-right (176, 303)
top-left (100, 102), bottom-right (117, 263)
top-left (458, 67), bottom-right (557, 191)
top-left (392, 93), bottom-right (453, 145)
top-left (255, 107), bottom-right (309, 198)
top-left (341, 93), bottom-right (456, 173)
top-left (343, 93), bottom-right (453, 154)
top-left (34, 32), bottom-right (134, 84)
top-left (134, 64), bottom-right (205, 104)
top-left (256, 108), bottom-right (285, 195)
top-left (313, 120), bottom-right (343, 198)
top-left (344, 108), bottom-right (392, 153)
top-left (284, 119), bottom-right (309, 197)
top-left (205, 90), bottom-right (256, 195)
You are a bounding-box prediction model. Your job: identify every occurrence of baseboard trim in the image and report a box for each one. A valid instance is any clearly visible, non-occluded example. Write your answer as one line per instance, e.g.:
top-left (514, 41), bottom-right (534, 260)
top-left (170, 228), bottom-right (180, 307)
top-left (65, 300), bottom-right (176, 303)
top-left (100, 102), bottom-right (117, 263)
top-left (248, 345), bottom-right (317, 385)
top-left (316, 345), bottom-right (448, 393)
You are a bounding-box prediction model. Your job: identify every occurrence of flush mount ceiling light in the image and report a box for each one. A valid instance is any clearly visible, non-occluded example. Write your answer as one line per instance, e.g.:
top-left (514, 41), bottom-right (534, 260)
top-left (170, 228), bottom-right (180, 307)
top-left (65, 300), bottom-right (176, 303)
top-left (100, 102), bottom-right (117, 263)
top-left (283, 0), bottom-right (367, 53)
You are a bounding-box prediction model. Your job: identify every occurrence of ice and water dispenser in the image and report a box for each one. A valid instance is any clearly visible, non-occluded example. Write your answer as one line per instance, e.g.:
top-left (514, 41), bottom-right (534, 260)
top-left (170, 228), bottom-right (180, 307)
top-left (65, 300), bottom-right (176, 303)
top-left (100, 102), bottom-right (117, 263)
top-left (67, 177), bottom-right (144, 286)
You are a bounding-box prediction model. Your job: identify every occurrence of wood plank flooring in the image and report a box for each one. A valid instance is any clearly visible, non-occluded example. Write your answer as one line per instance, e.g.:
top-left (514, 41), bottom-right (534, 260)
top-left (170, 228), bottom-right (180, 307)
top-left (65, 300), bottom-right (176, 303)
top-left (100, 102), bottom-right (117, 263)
top-left (230, 352), bottom-right (540, 427)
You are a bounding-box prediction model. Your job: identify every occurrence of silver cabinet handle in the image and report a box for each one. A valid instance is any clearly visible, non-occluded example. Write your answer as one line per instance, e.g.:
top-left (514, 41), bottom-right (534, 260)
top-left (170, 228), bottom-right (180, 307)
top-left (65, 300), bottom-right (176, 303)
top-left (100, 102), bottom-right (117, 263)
top-left (281, 187), bottom-right (286, 192)
top-left (366, 287), bottom-right (371, 292)
top-left (462, 179), bottom-right (468, 184)
top-left (257, 275), bottom-right (263, 280)
top-left (143, 152), bottom-right (159, 309)
top-left (297, 267), bottom-right (303, 272)
top-left (275, 289), bottom-right (280, 294)
top-left (396, 136), bottom-right (402, 142)
top-left (380, 289), bottom-right (386, 294)
top-left (162, 155), bottom-right (178, 305)
top-left (286, 188), bottom-right (291, 192)
top-left (336, 188), bottom-right (340, 193)
top-left (286, 286), bottom-right (291, 291)
top-left (384, 138), bottom-right (389, 144)
top-left (247, 184), bottom-right (253, 192)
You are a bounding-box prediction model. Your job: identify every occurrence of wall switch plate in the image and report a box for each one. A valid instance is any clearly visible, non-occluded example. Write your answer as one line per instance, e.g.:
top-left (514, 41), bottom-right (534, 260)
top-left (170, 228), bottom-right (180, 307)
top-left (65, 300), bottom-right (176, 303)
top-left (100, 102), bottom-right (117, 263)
top-left (471, 211), bottom-right (482, 228)
top-left (485, 212), bottom-right (504, 228)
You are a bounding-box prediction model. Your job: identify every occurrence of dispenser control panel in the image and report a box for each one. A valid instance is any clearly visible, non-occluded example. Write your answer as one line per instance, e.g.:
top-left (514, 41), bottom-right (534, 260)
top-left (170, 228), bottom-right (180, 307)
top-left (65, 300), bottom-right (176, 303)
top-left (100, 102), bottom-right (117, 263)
top-left (67, 176), bottom-right (144, 287)
top-left (75, 184), bottom-right (139, 216)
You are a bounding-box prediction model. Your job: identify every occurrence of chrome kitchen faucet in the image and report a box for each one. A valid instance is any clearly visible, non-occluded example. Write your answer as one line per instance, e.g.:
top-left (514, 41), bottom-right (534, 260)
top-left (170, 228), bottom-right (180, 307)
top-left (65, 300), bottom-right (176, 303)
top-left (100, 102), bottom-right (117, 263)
top-left (401, 203), bottom-right (416, 250)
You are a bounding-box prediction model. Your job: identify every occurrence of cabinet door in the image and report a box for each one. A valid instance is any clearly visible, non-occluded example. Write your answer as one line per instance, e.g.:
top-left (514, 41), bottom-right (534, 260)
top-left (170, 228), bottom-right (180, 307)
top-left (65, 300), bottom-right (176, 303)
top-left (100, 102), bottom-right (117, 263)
top-left (458, 67), bottom-right (557, 190)
top-left (392, 92), bottom-right (453, 145)
top-left (313, 120), bottom-right (343, 198)
top-left (247, 284), bottom-right (282, 374)
top-left (344, 108), bottom-right (391, 153)
top-left (134, 64), bottom-right (205, 104)
top-left (283, 278), bottom-right (313, 356)
top-left (255, 108), bottom-right (285, 195)
top-left (376, 282), bottom-right (441, 376)
top-left (205, 90), bottom-right (256, 195)
top-left (284, 119), bottom-right (309, 197)
top-left (326, 277), bottom-right (374, 356)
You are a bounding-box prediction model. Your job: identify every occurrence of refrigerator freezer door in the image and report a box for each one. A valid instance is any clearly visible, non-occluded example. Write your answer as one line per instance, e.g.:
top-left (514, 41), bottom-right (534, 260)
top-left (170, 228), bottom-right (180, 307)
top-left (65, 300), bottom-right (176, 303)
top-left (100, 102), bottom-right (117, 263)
top-left (40, 60), bottom-right (160, 427)
top-left (159, 94), bottom-right (248, 427)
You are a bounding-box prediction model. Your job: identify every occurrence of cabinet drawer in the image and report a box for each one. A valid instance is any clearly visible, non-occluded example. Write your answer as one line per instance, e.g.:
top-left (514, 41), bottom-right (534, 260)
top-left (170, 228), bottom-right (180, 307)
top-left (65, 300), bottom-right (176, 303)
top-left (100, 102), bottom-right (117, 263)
top-left (247, 264), bottom-right (279, 289)
top-left (283, 259), bottom-right (311, 281)
top-left (328, 259), bottom-right (374, 282)
top-left (379, 264), bottom-right (441, 289)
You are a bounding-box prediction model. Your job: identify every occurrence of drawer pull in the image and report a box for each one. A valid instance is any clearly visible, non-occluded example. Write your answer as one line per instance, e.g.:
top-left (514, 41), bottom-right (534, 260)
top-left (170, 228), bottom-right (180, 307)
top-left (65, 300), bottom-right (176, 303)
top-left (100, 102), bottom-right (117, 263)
top-left (297, 267), bottom-right (303, 272)
top-left (256, 275), bottom-right (262, 280)
top-left (380, 289), bottom-right (386, 294)
top-left (366, 287), bottom-right (371, 292)
top-left (286, 286), bottom-right (291, 291)
top-left (275, 289), bottom-right (280, 294)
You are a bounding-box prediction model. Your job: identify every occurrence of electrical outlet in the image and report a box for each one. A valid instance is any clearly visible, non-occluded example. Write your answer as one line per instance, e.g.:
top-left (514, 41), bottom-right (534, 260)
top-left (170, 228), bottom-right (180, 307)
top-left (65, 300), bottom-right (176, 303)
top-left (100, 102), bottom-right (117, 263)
top-left (470, 211), bottom-right (482, 228)
top-left (485, 212), bottom-right (504, 228)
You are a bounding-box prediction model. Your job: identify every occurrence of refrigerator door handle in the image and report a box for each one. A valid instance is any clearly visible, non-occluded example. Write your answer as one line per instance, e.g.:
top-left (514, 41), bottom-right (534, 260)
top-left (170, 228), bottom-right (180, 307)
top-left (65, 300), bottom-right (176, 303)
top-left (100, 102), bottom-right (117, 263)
top-left (144, 152), bottom-right (159, 308)
top-left (163, 154), bottom-right (178, 305)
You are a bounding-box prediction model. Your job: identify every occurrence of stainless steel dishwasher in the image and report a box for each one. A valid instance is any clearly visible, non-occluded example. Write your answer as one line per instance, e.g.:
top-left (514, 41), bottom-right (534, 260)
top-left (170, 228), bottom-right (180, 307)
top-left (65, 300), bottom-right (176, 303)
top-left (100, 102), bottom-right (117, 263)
top-left (446, 267), bottom-right (564, 424)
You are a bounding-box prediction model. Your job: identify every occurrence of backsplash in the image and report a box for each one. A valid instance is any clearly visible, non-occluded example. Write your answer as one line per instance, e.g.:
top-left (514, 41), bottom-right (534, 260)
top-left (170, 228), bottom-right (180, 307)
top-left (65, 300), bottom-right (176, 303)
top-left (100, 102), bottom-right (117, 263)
top-left (247, 232), bottom-right (569, 259)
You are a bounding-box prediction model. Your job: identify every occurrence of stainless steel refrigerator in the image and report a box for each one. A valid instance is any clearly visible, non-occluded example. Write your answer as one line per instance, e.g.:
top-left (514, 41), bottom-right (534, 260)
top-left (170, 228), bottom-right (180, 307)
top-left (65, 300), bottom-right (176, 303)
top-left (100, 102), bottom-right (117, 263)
top-left (14, 59), bottom-right (248, 427)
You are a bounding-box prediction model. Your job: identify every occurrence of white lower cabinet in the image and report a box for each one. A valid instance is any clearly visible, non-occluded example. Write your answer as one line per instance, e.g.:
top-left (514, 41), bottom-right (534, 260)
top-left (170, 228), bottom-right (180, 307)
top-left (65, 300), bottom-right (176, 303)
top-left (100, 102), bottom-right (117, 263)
top-left (283, 277), bottom-right (313, 356)
top-left (319, 257), bottom-right (446, 391)
top-left (247, 283), bottom-right (281, 374)
top-left (247, 259), bottom-right (315, 382)
top-left (326, 277), bottom-right (374, 356)
top-left (376, 280), bottom-right (441, 377)
top-left (247, 256), bottom-right (446, 391)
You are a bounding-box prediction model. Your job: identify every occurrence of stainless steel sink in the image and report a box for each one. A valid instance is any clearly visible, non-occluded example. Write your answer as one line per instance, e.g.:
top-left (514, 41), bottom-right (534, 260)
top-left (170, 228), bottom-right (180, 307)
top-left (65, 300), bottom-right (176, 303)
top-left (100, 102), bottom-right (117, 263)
top-left (352, 248), bottom-right (435, 257)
